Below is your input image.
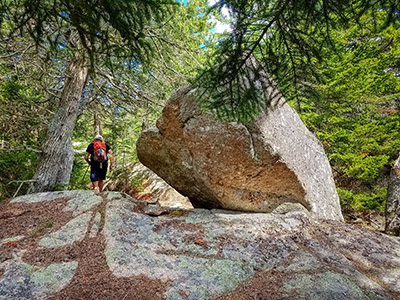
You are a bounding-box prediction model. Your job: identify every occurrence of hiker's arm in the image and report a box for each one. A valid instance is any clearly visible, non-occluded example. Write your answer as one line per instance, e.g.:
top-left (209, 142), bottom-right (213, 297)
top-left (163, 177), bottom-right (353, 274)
top-left (108, 149), bottom-right (113, 172)
top-left (84, 152), bottom-right (90, 164)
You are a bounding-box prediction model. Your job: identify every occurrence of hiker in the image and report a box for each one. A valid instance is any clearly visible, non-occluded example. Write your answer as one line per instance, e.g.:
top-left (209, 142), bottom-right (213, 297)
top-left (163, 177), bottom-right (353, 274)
top-left (84, 135), bottom-right (113, 192)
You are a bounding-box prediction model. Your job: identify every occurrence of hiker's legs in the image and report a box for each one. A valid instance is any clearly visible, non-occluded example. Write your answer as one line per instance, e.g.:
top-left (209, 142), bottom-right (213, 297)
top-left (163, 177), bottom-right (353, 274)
top-left (98, 180), bottom-right (104, 192)
top-left (97, 163), bottom-right (107, 192)
top-left (91, 163), bottom-right (107, 192)
top-left (90, 169), bottom-right (100, 191)
top-left (92, 181), bottom-right (99, 191)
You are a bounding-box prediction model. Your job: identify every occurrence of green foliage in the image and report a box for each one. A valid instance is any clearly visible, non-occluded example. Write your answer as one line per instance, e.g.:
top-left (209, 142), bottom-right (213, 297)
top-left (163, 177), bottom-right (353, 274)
top-left (0, 0), bottom-right (213, 196)
top-left (0, 150), bottom-right (39, 201)
top-left (0, 70), bottom-right (47, 144)
top-left (337, 187), bottom-right (387, 211)
top-left (0, 69), bottom-right (46, 201)
top-left (107, 167), bottom-right (146, 194)
top-left (315, 110), bottom-right (400, 180)
top-left (68, 155), bottom-right (90, 190)
top-left (1, 0), bottom-right (177, 67)
top-left (196, 0), bottom-right (400, 121)
top-left (129, 174), bottom-right (146, 193)
top-left (297, 9), bottom-right (400, 211)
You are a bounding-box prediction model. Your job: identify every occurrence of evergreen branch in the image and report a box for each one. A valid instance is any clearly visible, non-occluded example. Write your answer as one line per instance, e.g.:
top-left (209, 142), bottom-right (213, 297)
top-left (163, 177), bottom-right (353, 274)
top-left (95, 70), bottom-right (163, 108)
top-left (237, 0), bottom-right (292, 72)
top-left (149, 36), bottom-right (187, 80)
top-left (146, 29), bottom-right (201, 53)
top-left (277, 19), bottom-right (301, 111)
top-left (0, 43), bottom-right (35, 59)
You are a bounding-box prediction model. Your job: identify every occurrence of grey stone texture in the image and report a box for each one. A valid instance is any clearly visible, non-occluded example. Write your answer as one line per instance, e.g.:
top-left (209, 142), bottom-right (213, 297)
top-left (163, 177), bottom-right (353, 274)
top-left (0, 257), bottom-right (77, 300)
top-left (137, 84), bottom-right (342, 221)
top-left (63, 190), bottom-right (102, 216)
top-left (1, 191), bottom-right (399, 299)
top-left (38, 212), bottom-right (92, 248)
top-left (131, 162), bottom-right (193, 210)
top-left (11, 190), bottom-right (80, 203)
top-left (386, 169), bottom-right (400, 235)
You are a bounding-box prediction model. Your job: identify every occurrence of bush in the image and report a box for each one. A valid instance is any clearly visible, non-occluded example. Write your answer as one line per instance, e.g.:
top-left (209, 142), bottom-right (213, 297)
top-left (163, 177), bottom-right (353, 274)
top-left (337, 187), bottom-right (386, 211)
top-left (69, 155), bottom-right (91, 190)
top-left (0, 150), bottom-right (40, 202)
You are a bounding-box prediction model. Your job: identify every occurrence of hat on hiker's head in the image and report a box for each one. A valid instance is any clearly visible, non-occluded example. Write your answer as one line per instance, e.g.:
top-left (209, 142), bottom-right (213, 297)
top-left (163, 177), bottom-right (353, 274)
top-left (94, 134), bottom-right (103, 141)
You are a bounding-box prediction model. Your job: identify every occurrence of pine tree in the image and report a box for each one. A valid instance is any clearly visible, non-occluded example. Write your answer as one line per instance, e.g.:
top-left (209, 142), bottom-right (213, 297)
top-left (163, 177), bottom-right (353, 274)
top-left (196, 0), bottom-right (400, 122)
top-left (0, 0), bottom-right (176, 192)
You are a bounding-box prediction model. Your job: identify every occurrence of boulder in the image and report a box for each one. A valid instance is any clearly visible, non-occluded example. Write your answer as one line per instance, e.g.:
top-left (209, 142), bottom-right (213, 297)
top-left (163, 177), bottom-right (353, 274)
top-left (104, 162), bottom-right (193, 212)
top-left (0, 190), bottom-right (399, 299)
top-left (130, 162), bottom-right (193, 210)
top-left (386, 169), bottom-right (400, 235)
top-left (137, 83), bottom-right (342, 221)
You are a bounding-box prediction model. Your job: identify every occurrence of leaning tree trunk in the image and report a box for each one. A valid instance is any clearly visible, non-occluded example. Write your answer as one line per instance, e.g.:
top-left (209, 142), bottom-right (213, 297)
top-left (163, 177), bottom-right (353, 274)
top-left (386, 154), bottom-right (400, 236)
top-left (29, 57), bottom-right (89, 193)
top-left (94, 107), bottom-right (102, 136)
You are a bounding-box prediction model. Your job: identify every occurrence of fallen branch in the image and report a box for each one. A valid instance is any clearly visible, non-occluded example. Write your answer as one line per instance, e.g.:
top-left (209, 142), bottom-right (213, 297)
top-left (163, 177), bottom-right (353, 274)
top-left (8, 180), bottom-right (37, 198)
top-left (0, 145), bottom-right (42, 153)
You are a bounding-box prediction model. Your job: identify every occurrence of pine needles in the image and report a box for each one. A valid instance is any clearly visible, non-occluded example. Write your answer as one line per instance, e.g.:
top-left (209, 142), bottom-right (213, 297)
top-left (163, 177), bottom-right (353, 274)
top-left (196, 0), bottom-right (400, 122)
top-left (0, 0), bottom-right (177, 69)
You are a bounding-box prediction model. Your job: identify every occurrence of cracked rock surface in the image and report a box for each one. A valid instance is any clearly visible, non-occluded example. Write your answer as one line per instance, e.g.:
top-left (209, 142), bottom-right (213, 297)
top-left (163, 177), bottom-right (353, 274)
top-left (0, 190), bottom-right (399, 299)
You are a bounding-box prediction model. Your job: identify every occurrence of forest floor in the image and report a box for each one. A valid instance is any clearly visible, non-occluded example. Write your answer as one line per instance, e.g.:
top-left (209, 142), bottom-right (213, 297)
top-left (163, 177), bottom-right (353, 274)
top-left (342, 208), bottom-right (385, 232)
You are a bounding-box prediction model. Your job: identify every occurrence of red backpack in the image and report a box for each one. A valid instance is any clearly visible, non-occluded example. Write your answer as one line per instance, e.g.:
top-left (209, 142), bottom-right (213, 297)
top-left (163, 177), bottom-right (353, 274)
top-left (93, 142), bottom-right (107, 162)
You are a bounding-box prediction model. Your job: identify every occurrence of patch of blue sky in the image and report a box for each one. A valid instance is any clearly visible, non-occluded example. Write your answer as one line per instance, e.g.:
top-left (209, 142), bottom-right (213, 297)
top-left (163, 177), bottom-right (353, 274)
top-left (199, 36), bottom-right (213, 49)
top-left (59, 11), bottom-right (70, 21)
top-left (199, 42), bottom-right (208, 49)
top-left (176, 0), bottom-right (189, 6)
top-left (115, 105), bottom-right (123, 113)
top-left (57, 41), bottom-right (67, 49)
top-left (207, 0), bottom-right (231, 34)
top-left (123, 59), bottom-right (142, 71)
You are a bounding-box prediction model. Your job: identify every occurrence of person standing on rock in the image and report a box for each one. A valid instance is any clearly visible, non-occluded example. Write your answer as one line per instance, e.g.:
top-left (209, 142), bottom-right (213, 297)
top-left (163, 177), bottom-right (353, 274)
top-left (84, 135), bottom-right (113, 192)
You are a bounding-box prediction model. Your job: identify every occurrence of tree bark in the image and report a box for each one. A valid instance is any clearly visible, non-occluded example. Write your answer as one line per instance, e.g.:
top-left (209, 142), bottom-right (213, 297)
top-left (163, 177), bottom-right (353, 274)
top-left (94, 107), bottom-right (102, 136)
top-left (29, 56), bottom-right (88, 193)
top-left (385, 154), bottom-right (400, 236)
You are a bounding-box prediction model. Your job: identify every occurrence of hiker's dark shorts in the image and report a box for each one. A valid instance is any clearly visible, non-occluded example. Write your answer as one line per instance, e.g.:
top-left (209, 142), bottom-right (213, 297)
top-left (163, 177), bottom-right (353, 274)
top-left (90, 162), bottom-right (108, 182)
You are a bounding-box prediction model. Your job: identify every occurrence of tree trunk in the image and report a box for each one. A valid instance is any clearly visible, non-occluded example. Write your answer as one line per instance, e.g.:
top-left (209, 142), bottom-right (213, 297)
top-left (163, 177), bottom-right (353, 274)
top-left (110, 104), bottom-right (118, 166)
top-left (385, 155), bottom-right (400, 236)
top-left (94, 107), bottom-right (102, 136)
top-left (29, 57), bottom-right (88, 193)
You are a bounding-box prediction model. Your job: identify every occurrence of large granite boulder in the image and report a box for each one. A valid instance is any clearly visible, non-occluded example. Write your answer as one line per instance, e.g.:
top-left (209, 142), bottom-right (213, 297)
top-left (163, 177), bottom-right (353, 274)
top-left (0, 190), bottom-right (399, 299)
top-left (137, 84), bottom-right (342, 221)
top-left (386, 168), bottom-right (400, 235)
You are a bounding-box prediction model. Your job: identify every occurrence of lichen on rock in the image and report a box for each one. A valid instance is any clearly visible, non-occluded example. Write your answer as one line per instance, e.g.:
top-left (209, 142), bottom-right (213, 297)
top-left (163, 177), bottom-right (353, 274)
top-left (1, 190), bottom-right (400, 299)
